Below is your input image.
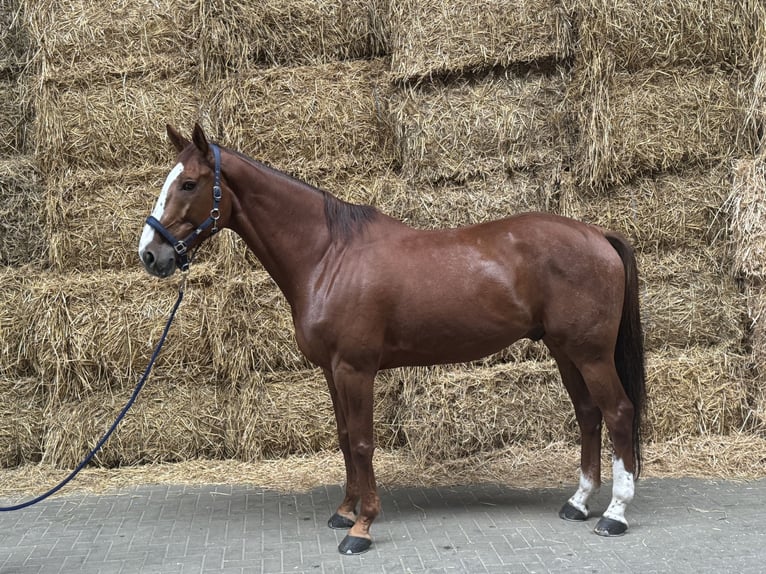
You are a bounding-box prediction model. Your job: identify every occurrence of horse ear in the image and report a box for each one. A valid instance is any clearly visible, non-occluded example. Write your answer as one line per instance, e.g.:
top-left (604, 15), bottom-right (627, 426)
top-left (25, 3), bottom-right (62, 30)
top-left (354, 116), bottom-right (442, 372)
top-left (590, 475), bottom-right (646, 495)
top-left (166, 124), bottom-right (189, 153)
top-left (192, 123), bottom-right (210, 156)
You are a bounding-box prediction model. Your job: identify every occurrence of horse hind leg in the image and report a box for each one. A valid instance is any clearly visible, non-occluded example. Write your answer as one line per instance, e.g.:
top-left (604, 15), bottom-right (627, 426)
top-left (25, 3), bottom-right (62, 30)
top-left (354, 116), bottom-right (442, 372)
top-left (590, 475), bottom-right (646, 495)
top-left (577, 358), bottom-right (637, 537)
top-left (547, 343), bottom-right (603, 523)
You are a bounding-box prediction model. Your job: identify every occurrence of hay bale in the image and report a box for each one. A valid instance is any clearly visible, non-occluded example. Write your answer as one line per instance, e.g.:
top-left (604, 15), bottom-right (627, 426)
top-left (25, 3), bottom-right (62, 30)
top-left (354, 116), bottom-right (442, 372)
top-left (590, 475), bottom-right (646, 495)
top-left (21, 266), bottom-right (220, 399)
top-left (388, 69), bottom-right (569, 183)
top-left (207, 270), bottom-right (311, 380)
top-left (226, 369), bottom-right (400, 460)
top-left (41, 379), bottom-right (227, 468)
top-left (570, 0), bottom-right (762, 72)
top-left (0, 157), bottom-right (46, 266)
top-left (211, 59), bottom-right (395, 180)
top-left (570, 67), bottom-right (752, 188)
top-left (0, 377), bottom-right (45, 468)
top-left (561, 166), bottom-right (732, 252)
top-left (0, 0), bottom-right (29, 72)
top-left (200, 0), bottom-right (385, 78)
top-left (645, 346), bottom-right (751, 440)
top-left (728, 158), bottom-right (766, 280)
top-left (397, 361), bottom-right (574, 461)
top-left (388, 0), bottom-right (572, 82)
top-left (26, 0), bottom-right (199, 83)
top-left (0, 77), bottom-right (31, 156)
top-left (0, 267), bottom-right (35, 377)
top-left (34, 76), bottom-right (200, 174)
top-left (743, 284), bottom-right (766, 431)
top-left (639, 249), bottom-right (746, 352)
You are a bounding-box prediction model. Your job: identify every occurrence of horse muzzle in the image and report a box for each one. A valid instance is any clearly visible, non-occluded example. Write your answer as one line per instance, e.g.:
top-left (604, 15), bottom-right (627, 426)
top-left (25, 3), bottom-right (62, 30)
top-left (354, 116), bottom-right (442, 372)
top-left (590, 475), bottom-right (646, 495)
top-left (140, 242), bottom-right (178, 278)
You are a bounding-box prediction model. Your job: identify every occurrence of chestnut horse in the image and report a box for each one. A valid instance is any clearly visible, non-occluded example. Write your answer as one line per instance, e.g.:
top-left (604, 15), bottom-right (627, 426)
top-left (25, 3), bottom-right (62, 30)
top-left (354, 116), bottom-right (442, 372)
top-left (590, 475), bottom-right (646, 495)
top-left (139, 124), bottom-right (646, 555)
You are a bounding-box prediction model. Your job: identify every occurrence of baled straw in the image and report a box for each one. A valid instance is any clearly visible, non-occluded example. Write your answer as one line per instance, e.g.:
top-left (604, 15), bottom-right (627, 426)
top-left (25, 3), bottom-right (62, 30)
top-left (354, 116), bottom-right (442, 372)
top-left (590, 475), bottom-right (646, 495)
top-left (210, 59), bottom-right (395, 181)
top-left (744, 284), bottom-right (766, 430)
top-left (0, 377), bottom-right (44, 467)
top-left (20, 266), bottom-right (219, 400)
top-left (388, 69), bottom-right (569, 183)
top-left (35, 76), bottom-right (200, 174)
top-left (570, 67), bottom-right (751, 188)
top-left (42, 378), bottom-right (227, 469)
top-left (200, 0), bottom-right (385, 79)
top-left (728, 158), bottom-right (766, 281)
top-left (568, 0), bottom-right (762, 72)
top-left (0, 78), bottom-right (30, 156)
top-left (226, 369), bottom-right (400, 461)
top-left (638, 248), bottom-right (746, 353)
top-left (397, 361), bottom-right (574, 462)
top-left (0, 0), bottom-right (29, 72)
top-left (644, 346), bottom-right (752, 441)
top-left (561, 166), bottom-right (732, 252)
top-left (0, 268), bottom-right (31, 377)
top-left (0, 157), bottom-right (46, 266)
top-left (25, 0), bottom-right (200, 84)
top-left (388, 0), bottom-right (572, 83)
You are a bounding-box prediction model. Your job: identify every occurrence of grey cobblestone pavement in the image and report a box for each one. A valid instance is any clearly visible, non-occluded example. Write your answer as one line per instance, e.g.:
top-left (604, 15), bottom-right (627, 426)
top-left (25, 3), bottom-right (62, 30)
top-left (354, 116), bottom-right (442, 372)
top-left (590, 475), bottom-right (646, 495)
top-left (0, 477), bottom-right (764, 573)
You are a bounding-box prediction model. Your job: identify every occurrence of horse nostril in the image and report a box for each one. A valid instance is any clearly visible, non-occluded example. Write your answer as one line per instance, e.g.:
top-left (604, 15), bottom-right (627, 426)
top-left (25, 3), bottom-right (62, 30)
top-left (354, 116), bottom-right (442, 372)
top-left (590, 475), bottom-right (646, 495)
top-left (143, 250), bottom-right (155, 267)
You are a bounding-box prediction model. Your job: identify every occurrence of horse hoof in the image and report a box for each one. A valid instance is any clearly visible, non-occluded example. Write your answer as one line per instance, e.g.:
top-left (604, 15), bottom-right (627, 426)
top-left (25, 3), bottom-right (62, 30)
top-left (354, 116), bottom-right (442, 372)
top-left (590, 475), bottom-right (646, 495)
top-left (559, 502), bottom-right (588, 522)
top-left (338, 535), bottom-right (372, 555)
top-left (328, 512), bottom-right (355, 530)
top-left (594, 516), bottom-right (628, 537)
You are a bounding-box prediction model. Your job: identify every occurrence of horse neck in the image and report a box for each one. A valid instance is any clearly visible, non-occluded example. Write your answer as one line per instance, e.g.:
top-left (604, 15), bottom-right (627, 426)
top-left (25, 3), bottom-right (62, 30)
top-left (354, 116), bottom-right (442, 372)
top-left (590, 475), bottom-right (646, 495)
top-left (223, 152), bottom-right (331, 303)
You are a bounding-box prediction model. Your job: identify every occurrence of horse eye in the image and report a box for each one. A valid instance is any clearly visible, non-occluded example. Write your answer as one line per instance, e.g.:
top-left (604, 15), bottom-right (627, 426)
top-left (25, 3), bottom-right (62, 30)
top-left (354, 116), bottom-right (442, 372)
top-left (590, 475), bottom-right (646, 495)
top-left (181, 181), bottom-right (196, 191)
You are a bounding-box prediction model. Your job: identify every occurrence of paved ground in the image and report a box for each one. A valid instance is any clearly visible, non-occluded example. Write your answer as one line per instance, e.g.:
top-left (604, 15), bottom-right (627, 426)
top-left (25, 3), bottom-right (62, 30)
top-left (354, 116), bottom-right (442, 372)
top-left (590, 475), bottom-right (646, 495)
top-left (0, 477), bottom-right (763, 573)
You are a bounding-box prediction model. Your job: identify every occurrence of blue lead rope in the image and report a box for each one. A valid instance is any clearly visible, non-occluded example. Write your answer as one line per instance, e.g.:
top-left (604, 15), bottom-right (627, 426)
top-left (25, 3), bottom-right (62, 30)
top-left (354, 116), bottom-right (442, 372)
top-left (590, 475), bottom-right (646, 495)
top-left (0, 280), bottom-right (186, 512)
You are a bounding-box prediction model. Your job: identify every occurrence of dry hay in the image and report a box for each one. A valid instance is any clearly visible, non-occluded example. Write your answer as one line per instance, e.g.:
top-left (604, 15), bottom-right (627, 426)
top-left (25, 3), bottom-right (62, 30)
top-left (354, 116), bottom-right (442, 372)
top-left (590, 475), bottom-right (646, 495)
top-left (388, 0), bottom-right (572, 83)
top-left (645, 346), bottom-right (752, 441)
top-left (570, 67), bottom-right (752, 188)
top-left (387, 69), bottom-right (570, 183)
top-left (0, 377), bottom-right (44, 467)
top-left (569, 0), bottom-right (763, 73)
top-left (210, 59), bottom-right (395, 181)
top-left (396, 361), bottom-right (576, 462)
top-left (200, 0), bottom-right (386, 78)
top-left (0, 77), bottom-right (31, 156)
top-left (226, 368), bottom-right (400, 461)
top-left (34, 76), bottom-right (200, 174)
top-left (25, 0), bottom-right (200, 84)
top-left (561, 166), bottom-right (732, 253)
top-left (41, 378), bottom-right (227, 469)
top-left (206, 269), bottom-right (311, 379)
top-left (638, 248), bottom-right (746, 353)
top-left (0, 0), bottom-right (29, 72)
top-left (1, 434), bottom-right (766, 500)
top-left (45, 165), bottom-right (224, 272)
top-left (0, 156), bottom-right (46, 266)
top-left (743, 284), bottom-right (766, 430)
top-left (18, 266), bottom-right (220, 399)
top-left (0, 267), bottom-right (37, 377)
top-left (728, 158), bottom-right (766, 281)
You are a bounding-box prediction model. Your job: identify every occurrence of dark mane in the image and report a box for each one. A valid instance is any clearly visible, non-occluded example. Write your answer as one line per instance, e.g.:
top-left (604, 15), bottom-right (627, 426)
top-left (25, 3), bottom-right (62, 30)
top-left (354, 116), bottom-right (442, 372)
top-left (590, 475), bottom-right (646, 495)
top-left (223, 146), bottom-right (378, 243)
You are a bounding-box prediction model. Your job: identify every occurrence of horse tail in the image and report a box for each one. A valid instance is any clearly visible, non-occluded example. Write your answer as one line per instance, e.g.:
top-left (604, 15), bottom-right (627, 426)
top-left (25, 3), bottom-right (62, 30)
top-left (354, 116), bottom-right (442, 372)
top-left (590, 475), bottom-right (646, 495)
top-left (604, 231), bottom-right (647, 479)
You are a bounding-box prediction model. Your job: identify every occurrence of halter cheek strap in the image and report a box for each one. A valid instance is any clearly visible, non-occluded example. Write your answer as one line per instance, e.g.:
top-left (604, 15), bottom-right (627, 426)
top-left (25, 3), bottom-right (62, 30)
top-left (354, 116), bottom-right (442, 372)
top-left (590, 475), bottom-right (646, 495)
top-left (146, 144), bottom-right (223, 271)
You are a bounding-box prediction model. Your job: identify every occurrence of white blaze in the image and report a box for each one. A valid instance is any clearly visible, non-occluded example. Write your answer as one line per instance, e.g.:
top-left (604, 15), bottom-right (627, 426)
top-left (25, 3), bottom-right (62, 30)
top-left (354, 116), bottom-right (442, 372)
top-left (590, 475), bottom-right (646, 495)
top-left (138, 162), bottom-right (184, 255)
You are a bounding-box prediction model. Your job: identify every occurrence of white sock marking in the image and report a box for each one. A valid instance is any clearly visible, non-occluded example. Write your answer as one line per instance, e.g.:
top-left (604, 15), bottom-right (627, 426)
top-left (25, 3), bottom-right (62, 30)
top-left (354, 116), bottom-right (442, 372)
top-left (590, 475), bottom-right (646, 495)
top-left (602, 457), bottom-right (634, 525)
top-left (568, 470), bottom-right (598, 516)
top-left (138, 162), bottom-right (184, 256)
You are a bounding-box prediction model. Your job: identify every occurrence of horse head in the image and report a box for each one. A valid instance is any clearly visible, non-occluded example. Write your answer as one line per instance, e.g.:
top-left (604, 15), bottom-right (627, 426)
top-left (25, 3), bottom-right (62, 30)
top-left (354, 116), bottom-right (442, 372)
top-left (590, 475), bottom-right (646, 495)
top-left (138, 123), bottom-right (229, 277)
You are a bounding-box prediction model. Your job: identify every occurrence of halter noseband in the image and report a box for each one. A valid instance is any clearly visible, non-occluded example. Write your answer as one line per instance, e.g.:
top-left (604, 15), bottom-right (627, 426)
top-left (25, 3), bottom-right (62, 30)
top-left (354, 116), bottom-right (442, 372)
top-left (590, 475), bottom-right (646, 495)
top-left (145, 144), bottom-right (223, 272)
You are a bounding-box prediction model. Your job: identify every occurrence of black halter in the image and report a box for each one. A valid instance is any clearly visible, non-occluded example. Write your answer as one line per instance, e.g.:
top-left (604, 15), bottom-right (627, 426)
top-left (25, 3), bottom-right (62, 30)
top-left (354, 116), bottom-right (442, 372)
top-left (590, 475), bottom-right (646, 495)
top-left (145, 144), bottom-right (223, 272)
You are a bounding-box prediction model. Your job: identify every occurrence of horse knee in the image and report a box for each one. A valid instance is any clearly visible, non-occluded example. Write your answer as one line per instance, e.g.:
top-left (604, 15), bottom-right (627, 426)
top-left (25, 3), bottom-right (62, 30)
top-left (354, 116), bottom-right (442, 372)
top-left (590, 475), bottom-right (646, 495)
top-left (350, 438), bottom-right (375, 462)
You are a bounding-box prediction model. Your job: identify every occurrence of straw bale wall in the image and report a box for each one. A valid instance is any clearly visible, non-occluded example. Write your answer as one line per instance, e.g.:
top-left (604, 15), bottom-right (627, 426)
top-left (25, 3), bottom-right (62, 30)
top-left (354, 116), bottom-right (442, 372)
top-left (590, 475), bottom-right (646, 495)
top-left (0, 0), bottom-right (764, 477)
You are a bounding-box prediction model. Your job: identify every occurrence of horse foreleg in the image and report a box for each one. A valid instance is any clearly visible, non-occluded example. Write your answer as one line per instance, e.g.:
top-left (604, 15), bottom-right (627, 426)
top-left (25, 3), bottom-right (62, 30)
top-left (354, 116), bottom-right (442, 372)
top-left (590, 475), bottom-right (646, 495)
top-left (331, 362), bottom-right (379, 555)
top-left (548, 345), bottom-right (603, 522)
top-left (323, 369), bottom-right (358, 530)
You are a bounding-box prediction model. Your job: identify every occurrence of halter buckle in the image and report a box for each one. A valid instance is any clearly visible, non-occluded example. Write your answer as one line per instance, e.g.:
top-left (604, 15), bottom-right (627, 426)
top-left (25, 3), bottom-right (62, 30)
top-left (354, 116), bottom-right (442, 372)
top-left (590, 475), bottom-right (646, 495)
top-left (174, 241), bottom-right (188, 256)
